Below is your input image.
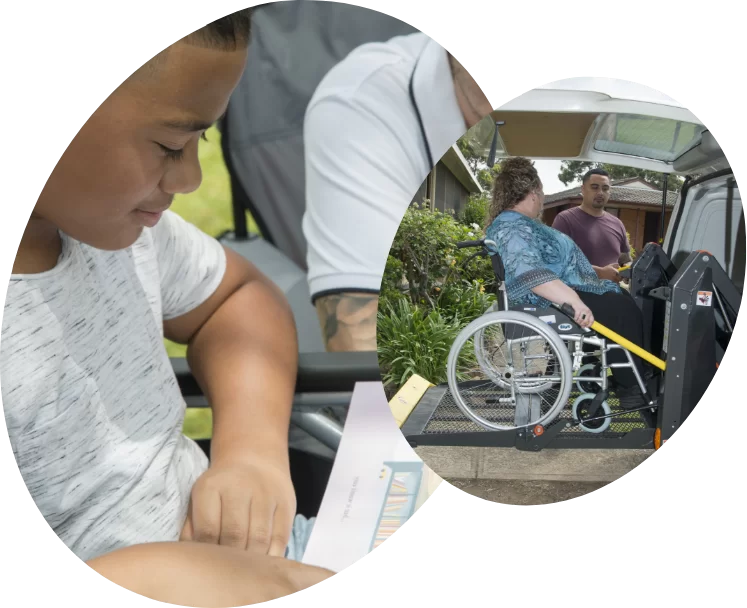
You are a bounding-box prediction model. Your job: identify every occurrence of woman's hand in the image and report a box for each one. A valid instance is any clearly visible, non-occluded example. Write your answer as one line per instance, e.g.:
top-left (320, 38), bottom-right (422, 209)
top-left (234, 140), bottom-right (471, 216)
top-left (529, 280), bottom-right (595, 329)
top-left (569, 299), bottom-right (595, 329)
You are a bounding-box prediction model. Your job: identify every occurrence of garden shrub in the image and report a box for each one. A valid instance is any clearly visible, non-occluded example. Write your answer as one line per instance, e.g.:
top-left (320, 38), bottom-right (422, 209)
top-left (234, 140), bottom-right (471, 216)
top-left (376, 298), bottom-right (477, 394)
top-left (459, 193), bottom-right (490, 228)
top-left (377, 204), bottom-right (501, 393)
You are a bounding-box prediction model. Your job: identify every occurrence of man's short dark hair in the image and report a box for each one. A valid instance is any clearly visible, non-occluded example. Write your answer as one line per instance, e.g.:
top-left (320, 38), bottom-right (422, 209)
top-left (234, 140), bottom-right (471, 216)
top-left (582, 167), bottom-right (610, 184)
top-left (187, 9), bottom-right (253, 50)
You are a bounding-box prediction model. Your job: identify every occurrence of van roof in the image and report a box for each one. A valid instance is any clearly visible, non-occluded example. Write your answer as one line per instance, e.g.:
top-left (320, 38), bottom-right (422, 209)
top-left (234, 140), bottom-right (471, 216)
top-left (469, 78), bottom-right (721, 175)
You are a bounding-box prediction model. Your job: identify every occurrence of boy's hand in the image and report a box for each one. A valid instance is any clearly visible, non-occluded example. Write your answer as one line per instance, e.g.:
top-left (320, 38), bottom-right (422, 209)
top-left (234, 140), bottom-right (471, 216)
top-left (180, 454), bottom-right (297, 557)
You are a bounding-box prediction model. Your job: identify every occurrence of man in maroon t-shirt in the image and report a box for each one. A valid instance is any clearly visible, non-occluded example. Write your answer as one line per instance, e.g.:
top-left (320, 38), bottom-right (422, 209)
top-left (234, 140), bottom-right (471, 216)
top-left (552, 168), bottom-right (628, 283)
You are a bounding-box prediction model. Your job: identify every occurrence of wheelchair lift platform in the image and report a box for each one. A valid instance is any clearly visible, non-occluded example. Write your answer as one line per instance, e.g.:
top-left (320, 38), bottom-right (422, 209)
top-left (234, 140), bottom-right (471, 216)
top-left (402, 383), bottom-right (657, 450)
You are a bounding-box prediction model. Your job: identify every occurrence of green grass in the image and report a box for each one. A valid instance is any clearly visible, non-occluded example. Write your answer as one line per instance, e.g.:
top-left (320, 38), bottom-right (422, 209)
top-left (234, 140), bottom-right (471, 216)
top-left (168, 125), bottom-right (259, 439)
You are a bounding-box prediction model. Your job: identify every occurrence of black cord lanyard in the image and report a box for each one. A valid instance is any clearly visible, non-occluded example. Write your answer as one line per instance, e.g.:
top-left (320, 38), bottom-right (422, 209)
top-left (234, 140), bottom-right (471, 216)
top-left (408, 49), bottom-right (434, 171)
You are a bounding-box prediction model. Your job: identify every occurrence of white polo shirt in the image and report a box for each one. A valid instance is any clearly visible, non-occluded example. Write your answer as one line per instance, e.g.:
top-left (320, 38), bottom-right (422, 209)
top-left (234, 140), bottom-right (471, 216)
top-left (303, 33), bottom-right (467, 301)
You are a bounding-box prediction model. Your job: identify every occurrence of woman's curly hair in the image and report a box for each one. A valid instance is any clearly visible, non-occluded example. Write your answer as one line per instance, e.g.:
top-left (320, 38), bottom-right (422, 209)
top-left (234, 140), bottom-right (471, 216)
top-left (487, 157), bottom-right (543, 226)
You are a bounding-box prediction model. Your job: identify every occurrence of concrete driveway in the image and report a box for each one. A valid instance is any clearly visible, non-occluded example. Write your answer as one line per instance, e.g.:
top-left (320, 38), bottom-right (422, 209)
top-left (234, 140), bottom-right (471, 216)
top-left (417, 445), bottom-right (652, 504)
top-left (446, 478), bottom-right (609, 504)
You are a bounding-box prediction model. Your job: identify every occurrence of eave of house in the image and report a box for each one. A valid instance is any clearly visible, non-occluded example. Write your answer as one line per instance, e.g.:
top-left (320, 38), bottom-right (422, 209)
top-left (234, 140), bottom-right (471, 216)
top-left (441, 145), bottom-right (482, 194)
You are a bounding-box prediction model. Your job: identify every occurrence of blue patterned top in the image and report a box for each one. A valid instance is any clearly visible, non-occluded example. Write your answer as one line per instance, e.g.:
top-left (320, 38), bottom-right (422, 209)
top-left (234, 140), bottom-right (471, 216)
top-left (486, 210), bottom-right (621, 307)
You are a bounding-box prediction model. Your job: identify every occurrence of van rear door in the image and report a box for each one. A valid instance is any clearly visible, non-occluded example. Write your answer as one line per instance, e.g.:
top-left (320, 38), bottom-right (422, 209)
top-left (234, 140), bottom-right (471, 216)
top-left (664, 171), bottom-right (744, 291)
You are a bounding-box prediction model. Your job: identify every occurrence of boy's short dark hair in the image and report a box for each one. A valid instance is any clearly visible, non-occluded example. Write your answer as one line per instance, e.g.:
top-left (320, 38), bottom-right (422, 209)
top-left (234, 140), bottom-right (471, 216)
top-left (582, 167), bottom-right (610, 184)
top-left (187, 9), bottom-right (253, 50)
top-left (135, 9), bottom-right (252, 78)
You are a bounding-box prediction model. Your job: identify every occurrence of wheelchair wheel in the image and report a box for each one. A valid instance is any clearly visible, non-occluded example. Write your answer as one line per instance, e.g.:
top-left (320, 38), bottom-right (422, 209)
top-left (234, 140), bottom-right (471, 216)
top-left (448, 311), bottom-right (573, 431)
top-left (572, 393), bottom-right (611, 433)
top-left (475, 304), bottom-right (557, 394)
top-left (575, 363), bottom-right (603, 394)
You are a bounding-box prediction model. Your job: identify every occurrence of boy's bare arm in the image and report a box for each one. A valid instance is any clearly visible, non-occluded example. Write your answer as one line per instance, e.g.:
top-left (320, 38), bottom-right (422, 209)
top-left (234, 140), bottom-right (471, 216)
top-left (170, 246), bottom-right (298, 458)
top-left (87, 542), bottom-right (334, 607)
top-left (314, 292), bottom-right (379, 352)
top-left (164, 247), bottom-right (298, 556)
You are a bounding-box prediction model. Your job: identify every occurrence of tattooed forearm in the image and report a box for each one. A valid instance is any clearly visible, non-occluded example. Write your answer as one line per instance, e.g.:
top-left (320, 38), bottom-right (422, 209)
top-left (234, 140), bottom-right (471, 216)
top-left (314, 292), bottom-right (379, 352)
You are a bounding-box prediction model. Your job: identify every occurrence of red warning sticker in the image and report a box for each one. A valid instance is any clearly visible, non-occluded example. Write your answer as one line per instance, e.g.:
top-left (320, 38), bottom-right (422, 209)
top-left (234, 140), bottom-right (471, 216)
top-left (696, 291), bottom-right (713, 307)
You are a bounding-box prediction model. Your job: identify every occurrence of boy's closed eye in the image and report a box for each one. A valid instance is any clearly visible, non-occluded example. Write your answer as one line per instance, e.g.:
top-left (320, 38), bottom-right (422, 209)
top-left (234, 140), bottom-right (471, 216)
top-left (156, 132), bottom-right (210, 161)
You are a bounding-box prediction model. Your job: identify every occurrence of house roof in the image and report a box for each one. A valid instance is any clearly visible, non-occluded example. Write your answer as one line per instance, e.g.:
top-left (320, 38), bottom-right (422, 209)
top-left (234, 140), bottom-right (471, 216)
top-left (441, 145), bottom-right (482, 194)
top-left (544, 180), bottom-right (678, 208)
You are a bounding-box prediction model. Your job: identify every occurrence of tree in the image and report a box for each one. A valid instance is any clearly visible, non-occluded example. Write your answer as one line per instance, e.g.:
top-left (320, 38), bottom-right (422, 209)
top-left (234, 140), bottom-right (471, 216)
top-left (558, 161), bottom-right (684, 192)
top-left (457, 134), bottom-right (501, 191)
top-left (457, 135), bottom-right (482, 174)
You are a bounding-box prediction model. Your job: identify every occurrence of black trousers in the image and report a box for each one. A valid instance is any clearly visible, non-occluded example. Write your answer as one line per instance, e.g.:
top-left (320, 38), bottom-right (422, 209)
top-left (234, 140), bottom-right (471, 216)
top-left (576, 290), bottom-right (647, 389)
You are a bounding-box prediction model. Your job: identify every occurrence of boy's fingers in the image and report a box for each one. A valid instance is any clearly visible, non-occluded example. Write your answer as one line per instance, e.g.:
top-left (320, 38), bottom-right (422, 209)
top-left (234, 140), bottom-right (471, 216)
top-left (268, 507), bottom-right (294, 558)
top-left (219, 492), bottom-right (251, 549)
top-left (246, 500), bottom-right (275, 555)
top-left (192, 488), bottom-right (222, 545)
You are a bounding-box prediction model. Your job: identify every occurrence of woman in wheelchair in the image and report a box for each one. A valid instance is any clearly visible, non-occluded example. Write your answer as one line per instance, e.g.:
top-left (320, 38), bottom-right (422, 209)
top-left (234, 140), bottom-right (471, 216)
top-left (485, 157), bottom-right (652, 410)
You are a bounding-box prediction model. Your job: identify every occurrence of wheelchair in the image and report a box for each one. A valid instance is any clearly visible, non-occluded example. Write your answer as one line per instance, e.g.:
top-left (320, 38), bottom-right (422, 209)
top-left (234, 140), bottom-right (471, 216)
top-left (446, 238), bottom-right (662, 435)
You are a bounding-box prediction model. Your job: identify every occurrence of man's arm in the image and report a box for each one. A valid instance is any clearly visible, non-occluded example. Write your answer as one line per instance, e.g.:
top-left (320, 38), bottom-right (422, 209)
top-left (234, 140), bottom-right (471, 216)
top-left (620, 222), bottom-right (631, 254)
top-left (314, 292), bottom-right (379, 352)
top-left (88, 542), bottom-right (333, 607)
top-left (303, 57), bottom-right (434, 352)
top-left (551, 211), bottom-right (570, 234)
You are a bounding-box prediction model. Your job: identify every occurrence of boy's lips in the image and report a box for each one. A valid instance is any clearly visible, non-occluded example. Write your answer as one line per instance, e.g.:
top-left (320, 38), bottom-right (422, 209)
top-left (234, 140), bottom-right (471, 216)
top-left (137, 200), bottom-right (172, 214)
top-left (133, 207), bottom-right (167, 227)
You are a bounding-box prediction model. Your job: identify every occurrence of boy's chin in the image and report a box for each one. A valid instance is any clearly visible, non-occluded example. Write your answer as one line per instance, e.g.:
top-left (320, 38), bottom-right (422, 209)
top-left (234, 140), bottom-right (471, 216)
top-left (79, 225), bottom-right (145, 251)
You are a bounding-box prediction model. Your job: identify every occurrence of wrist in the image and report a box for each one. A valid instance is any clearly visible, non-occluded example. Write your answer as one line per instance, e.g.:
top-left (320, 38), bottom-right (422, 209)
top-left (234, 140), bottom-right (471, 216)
top-left (210, 428), bottom-right (290, 469)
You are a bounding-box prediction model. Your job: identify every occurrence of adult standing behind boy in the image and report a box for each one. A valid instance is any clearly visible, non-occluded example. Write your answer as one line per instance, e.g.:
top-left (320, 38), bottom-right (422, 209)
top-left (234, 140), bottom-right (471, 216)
top-left (303, 32), bottom-right (493, 351)
top-left (552, 168), bottom-right (629, 283)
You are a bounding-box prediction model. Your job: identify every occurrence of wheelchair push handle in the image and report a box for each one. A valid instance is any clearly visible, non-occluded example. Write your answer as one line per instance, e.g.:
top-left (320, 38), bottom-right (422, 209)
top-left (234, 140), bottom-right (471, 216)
top-left (556, 302), bottom-right (577, 319)
top-left (456, 239), bottom-right (485, 249)
top-left (553, 300), bottom-right (606, 330)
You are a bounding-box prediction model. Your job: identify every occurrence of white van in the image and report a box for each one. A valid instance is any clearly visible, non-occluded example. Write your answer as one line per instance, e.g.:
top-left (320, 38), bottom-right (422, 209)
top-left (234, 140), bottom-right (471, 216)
top-left (472, 77), bottom-right (743, 291)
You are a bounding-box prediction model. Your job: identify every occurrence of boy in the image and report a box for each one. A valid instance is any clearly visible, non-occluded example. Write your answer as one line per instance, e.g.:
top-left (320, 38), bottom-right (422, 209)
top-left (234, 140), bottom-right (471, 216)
top-left (2, 9), bottom-right (325, 596)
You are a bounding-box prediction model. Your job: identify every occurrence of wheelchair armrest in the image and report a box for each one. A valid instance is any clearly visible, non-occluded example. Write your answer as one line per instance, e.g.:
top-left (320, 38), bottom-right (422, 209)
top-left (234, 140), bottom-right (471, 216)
top-left (296, 351), bottom-right (381, 392)
top-left (172, 351), bottom-right (381, 397)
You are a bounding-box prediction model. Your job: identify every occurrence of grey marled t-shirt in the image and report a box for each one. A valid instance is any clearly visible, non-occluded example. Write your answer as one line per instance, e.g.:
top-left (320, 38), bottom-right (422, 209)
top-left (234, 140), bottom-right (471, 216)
top-left (2, 211), bottom-right (226, 560)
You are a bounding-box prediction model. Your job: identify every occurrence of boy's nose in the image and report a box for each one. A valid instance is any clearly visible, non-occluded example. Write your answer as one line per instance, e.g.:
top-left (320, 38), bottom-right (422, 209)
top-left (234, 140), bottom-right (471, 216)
top-left (161, 155), bottom-right (202, 195)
